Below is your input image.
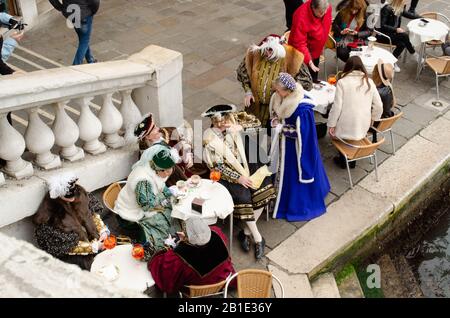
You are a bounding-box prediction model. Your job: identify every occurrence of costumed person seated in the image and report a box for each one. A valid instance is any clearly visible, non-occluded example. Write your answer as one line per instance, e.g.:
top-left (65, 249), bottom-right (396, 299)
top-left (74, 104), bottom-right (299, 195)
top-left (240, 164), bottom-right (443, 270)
top-left (332, 0), bottom-right (371, 62)
top-left (202, 104), bottom-right (276, 260)
top-left (114, 144), bottom-right (183, 251)
top-left (236, 34), bottom-right (313, 126)
top-left (148, 217), bottom-right (235, 296)
top-left (32, 173), bottom-right (110, 270)
top-left (269, 73), bottom-right (331, 221)
top-left (134, 113), bottom-right (209, 186)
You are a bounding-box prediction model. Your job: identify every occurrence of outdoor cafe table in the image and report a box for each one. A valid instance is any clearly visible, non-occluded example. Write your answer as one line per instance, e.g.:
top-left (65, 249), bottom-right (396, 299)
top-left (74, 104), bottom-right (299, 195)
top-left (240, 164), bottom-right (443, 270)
top-left (350, 46), bottom-right (398, 74)
top-left (91, 244), bottom-right (155, 292)
top-left (306, 81), bottom-right (336, 115)
top-left (407, 18), bottom-right (450, 79)
top-left (171, 178), bottom-right (235, 254)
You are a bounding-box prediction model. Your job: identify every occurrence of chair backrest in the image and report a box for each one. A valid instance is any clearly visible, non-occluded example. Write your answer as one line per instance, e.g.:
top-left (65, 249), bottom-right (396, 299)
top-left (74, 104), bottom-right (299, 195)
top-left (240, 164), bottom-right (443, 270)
top-left (325, 33), bottom-right (336, 50)
top-left (332, 137), bottom-right (385, 160)
top-left (375, 110), bottom-right (403, 132)
top-left (421, 12), bottom-right (450, 25)
top-left (181, 279), bottom-right (229, 298)
top-left (444, 58), bottom-right (450, 75)
top-left (224, 269), bottom-right (285, 298)
top-left (102, 182), bottom-right (123, 212)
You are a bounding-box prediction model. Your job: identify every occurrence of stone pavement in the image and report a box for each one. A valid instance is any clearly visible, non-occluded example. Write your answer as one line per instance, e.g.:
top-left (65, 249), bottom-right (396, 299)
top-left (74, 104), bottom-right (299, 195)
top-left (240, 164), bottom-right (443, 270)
top-left (14, 0), bottom-right (450, 280)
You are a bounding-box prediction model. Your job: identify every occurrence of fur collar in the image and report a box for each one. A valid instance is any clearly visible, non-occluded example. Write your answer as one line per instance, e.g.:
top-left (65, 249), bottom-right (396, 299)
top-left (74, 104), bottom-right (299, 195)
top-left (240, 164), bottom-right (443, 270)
top-left (270, 83), bottom-right (305, 119)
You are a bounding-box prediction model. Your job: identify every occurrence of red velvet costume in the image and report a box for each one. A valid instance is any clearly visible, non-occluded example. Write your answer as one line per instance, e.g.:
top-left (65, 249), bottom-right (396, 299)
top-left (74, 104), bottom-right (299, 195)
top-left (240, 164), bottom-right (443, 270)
top-left (148, 226), bottom-right (235, 294)
top-left (288, 0), bottom-right (332, 64)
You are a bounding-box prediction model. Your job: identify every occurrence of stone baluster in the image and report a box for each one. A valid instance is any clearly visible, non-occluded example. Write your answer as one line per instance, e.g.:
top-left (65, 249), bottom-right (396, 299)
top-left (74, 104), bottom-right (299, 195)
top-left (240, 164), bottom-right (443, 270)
top-left (0, 171), bottom-right (4, 185)
top-left (98, 93), bottom-right (125, 148)
top-left (120, 89), bottom-right (142, 141)
top-left (0, 113), bottom-right (33, 179)
top-left (52, 101), bottom-right (85, 161)
top-left (24, 107), bottom-right (61, 170)
top-left (75, 97), bottom-right (107, 155)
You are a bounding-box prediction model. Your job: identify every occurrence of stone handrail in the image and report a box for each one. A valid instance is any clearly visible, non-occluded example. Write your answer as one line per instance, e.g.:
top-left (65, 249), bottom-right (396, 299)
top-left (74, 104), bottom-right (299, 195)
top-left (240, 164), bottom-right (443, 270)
top-left (0, 45), bottom-right (184, 184)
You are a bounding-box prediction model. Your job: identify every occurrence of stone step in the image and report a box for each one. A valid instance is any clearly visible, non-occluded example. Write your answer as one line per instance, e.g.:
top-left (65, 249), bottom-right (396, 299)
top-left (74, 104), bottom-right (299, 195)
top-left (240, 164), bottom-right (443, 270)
top-left (267, 265), bottom-right (314, 298)
top-left (391, 255), bottom-right (424, 298)
top-left (311, 273), bottom-right (341, 298)
top-left (336, 265), bottom-right (365, 298)
top-left (377, 254), bottom-right (408, 298)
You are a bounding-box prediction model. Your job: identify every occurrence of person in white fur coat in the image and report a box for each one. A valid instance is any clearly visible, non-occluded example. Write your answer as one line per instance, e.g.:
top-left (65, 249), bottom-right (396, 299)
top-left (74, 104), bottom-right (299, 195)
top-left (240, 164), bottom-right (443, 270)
top-left (327, 56), bottom-right (383, 169)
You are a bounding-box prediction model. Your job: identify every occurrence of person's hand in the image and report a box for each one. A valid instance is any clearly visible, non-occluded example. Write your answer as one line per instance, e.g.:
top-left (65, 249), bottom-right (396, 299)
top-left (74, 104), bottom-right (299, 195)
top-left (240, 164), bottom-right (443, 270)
top-left (176, 231), bottom-right (186, 242)
top-left (244, 94), bottom-right (255, 107)
top-left (238, 176), bottom-right (253, 189)
top-left (350, 30), bottom-right (358, 35)
top-left (10, 31), bottom-right (24, 41)
top-left (328, 127), bottom-right (336, 138)
top-left (184, 153), bottom-right (194, 168)
top-left (396, 28), bottom-right (405, 33)
top-left (99, 232), bottom-right (108, 243)
top-left (341, 28), bottom-right (350, 35)
top-left (271, 117), bottom-right (280, 127)
top-left (309, 61), bottom-right (320, 73)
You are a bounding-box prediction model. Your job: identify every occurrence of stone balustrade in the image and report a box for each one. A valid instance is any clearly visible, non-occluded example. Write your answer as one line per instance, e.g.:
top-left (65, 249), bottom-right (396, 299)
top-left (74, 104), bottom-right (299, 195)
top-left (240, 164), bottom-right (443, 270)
top-left (0, 45), bottom-right (184, 229)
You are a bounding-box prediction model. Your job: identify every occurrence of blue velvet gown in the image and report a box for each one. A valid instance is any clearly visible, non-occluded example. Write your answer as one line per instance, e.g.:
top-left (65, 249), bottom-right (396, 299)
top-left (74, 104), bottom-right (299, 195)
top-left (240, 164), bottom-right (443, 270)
top-left (273, 99), bottom-right (331, 221)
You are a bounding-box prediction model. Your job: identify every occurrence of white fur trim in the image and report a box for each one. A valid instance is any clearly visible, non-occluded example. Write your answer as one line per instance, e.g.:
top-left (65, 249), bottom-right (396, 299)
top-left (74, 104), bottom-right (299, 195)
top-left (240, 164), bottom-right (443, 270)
top-left (47, 172), bottom-right (78, 199)
top-left (296, 115), bottom-right (314, 184)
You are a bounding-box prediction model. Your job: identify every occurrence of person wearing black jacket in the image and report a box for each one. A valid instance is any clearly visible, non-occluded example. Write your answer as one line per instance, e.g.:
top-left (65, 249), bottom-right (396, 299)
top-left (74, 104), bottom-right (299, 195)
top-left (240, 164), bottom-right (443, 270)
top-left (376, 0), bottom-right (421, 71)
top-left (49, 0), bottom-right (100, 65)
top-left (283, 0), bottom-right (304, 30)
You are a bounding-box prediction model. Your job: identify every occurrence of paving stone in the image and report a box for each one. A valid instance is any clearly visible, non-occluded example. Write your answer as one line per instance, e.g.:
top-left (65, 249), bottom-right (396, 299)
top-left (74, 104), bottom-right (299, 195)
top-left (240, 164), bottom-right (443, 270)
top-left (266, 186), bottom-right (393, 275)
top-left (359, 135), bottom-right (448, 208)
top-left (410, 92), bottom-right (449, 114)
top-left (186, 64), bottom-right (235, 90)
top-left (311, 273), bottom-right (341, 298)
top-left (337, 269), bottom-right (365, 298)
top-left (391, 117), bottom-right (423, 139)
top-left (419, 116), bottom-right (450, 152)
top-left (257, 218), bottom-right (297, 250)
top-left (379, 132), bottom-right (408, 154)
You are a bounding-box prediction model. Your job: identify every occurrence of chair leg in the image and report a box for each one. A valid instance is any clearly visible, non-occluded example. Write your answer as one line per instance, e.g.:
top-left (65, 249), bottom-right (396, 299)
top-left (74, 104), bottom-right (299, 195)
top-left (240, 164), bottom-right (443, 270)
top-left (345, 157), bottom-right (353, 188)
top-left (266, 206), bottom-right (269, 222)
top-left (436, 74), bottom-right (440, 101)
top-left (390, 129), bottom-right (396, 154)
top-left (229, 212), bottom-right (233, 257)
top-left (374, 153), bottom-right (379, 182)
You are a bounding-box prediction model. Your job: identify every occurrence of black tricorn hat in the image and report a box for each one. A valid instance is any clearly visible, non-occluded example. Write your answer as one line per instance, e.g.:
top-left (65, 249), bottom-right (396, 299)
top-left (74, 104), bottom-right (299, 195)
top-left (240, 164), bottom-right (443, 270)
top-left (201, 104), bottom-right (237, 118)
top-left (134, 113), bottom-right (155, 141)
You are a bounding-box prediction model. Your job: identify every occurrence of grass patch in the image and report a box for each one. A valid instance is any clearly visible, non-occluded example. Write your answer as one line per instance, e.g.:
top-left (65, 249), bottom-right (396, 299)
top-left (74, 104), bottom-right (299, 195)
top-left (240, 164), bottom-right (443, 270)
top-left (335, 263), bottom-right (355, 286)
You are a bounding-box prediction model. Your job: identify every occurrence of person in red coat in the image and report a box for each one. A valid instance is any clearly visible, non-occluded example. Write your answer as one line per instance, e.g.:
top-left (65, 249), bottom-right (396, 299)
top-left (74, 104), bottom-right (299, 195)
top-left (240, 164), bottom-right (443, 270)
top-left (148, 217), bottom-right (235, 296)
top-left (288, 0), bottom-right (332, 82)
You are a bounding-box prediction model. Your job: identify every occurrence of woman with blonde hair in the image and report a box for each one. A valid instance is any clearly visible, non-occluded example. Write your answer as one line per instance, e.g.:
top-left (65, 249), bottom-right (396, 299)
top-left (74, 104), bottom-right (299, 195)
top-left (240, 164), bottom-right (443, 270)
top-left (376, 0), bottom-right (421, 72)
top-left (332, 0), bottom-right (371, 62)
top-left (327, 56), bottom-right (383, 168)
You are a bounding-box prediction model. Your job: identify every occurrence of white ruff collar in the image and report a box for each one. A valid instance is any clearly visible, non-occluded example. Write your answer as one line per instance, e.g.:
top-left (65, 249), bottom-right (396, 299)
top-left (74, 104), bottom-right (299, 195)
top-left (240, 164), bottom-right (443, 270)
top-left (270, 83), bottom-right (305, 119)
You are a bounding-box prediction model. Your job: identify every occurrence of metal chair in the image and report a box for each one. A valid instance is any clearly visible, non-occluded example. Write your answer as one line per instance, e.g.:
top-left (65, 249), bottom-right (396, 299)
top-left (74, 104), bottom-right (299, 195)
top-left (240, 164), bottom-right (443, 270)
top-left (224, 269), bottom-right (285, 298)
top-left (425, 55), bottom-right (450, 100)
top-left (331, 136), bottom-right (385, 188)
top-left (420, 12), bottom-right (450, 49)
top-left (324, 33), bottom-right (339, 77)
top-left (179, 274), bottom-right (232, 298)
top-left (373, 106), bottom-right (404, 154)
top-left (373, 30), bottom-right (394, 53)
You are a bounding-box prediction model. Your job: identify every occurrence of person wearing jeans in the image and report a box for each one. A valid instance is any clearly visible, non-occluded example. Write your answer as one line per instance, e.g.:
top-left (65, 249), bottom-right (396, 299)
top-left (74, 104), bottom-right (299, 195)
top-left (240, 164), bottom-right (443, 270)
top-left (49, 0), bottom-right (100, 65)
top-left (73, 15), bottom-right (95, 65)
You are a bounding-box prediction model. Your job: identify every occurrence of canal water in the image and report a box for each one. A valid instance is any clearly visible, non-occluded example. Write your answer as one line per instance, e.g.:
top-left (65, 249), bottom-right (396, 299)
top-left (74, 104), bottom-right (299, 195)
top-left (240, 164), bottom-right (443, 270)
top-left (406, 198), bottom-right (450, 298)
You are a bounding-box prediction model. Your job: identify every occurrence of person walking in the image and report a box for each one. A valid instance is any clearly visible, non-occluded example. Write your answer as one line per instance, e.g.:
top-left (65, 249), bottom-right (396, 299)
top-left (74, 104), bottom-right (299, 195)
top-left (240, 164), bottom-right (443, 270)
top-left (49, 0), bottom-right (100, 65)
top-left (283, 0), bottom-right (304, 30)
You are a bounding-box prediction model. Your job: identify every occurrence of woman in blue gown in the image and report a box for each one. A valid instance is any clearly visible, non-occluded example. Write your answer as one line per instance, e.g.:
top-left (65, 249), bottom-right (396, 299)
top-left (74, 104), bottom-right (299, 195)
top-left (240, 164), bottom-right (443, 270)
top-left (269, 73), bottom-right (330, 221)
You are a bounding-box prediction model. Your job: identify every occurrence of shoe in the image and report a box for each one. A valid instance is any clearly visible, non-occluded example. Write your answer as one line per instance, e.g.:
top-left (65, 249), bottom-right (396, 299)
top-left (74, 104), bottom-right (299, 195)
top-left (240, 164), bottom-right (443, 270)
top-left (254, 237), bottom-right (266, 260)
top-left (394, 64), bottom-right (401, 73)
top-left (406, 9), bottom-right (421, 19)
top-left (333, 155), bottom-right (355, 169)
top-left (237, 230), bottom-right (251, 252)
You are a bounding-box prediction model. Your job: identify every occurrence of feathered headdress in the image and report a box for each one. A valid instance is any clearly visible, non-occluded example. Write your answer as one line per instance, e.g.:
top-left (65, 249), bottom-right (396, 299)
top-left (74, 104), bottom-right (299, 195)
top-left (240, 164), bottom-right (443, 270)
top-left (250, 35), bottom-right (286, 61)
top-left (47, 172), bottom-right (79, 199)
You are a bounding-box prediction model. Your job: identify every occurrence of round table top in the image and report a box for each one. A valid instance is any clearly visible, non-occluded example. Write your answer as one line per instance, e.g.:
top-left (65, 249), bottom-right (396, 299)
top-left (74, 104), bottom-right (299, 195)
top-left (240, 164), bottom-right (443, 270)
top-left (349, 46), bottom-right (397, 74)
top-left (91, 244), bottom-right (154, 292)
top-left (171, 178), bottom-right (234, 225)
top-left (407, 18), bottom-right (449, 47)
top-left (306, 81), bottom-right (336, 115)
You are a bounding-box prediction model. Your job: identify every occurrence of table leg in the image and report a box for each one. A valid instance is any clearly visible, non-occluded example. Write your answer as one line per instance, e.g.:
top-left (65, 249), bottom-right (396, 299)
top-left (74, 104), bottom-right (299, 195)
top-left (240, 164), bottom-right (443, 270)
top-left (415, 43), bottom-right (425, 81)
top-left (229, 212), bottom-right (233, 257)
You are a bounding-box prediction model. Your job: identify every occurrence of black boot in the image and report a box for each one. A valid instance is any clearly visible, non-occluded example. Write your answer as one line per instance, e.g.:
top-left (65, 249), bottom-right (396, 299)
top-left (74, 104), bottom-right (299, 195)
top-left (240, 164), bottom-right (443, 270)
top-left (254, 237), bottom-right (266, 260)
top-left (238, 230), bottom-right (251, 252)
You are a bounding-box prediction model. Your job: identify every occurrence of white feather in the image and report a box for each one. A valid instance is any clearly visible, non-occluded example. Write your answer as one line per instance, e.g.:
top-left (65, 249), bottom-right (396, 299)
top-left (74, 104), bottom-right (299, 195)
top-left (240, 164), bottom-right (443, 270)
top-left (47, 172), bottom-right (78, 199)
